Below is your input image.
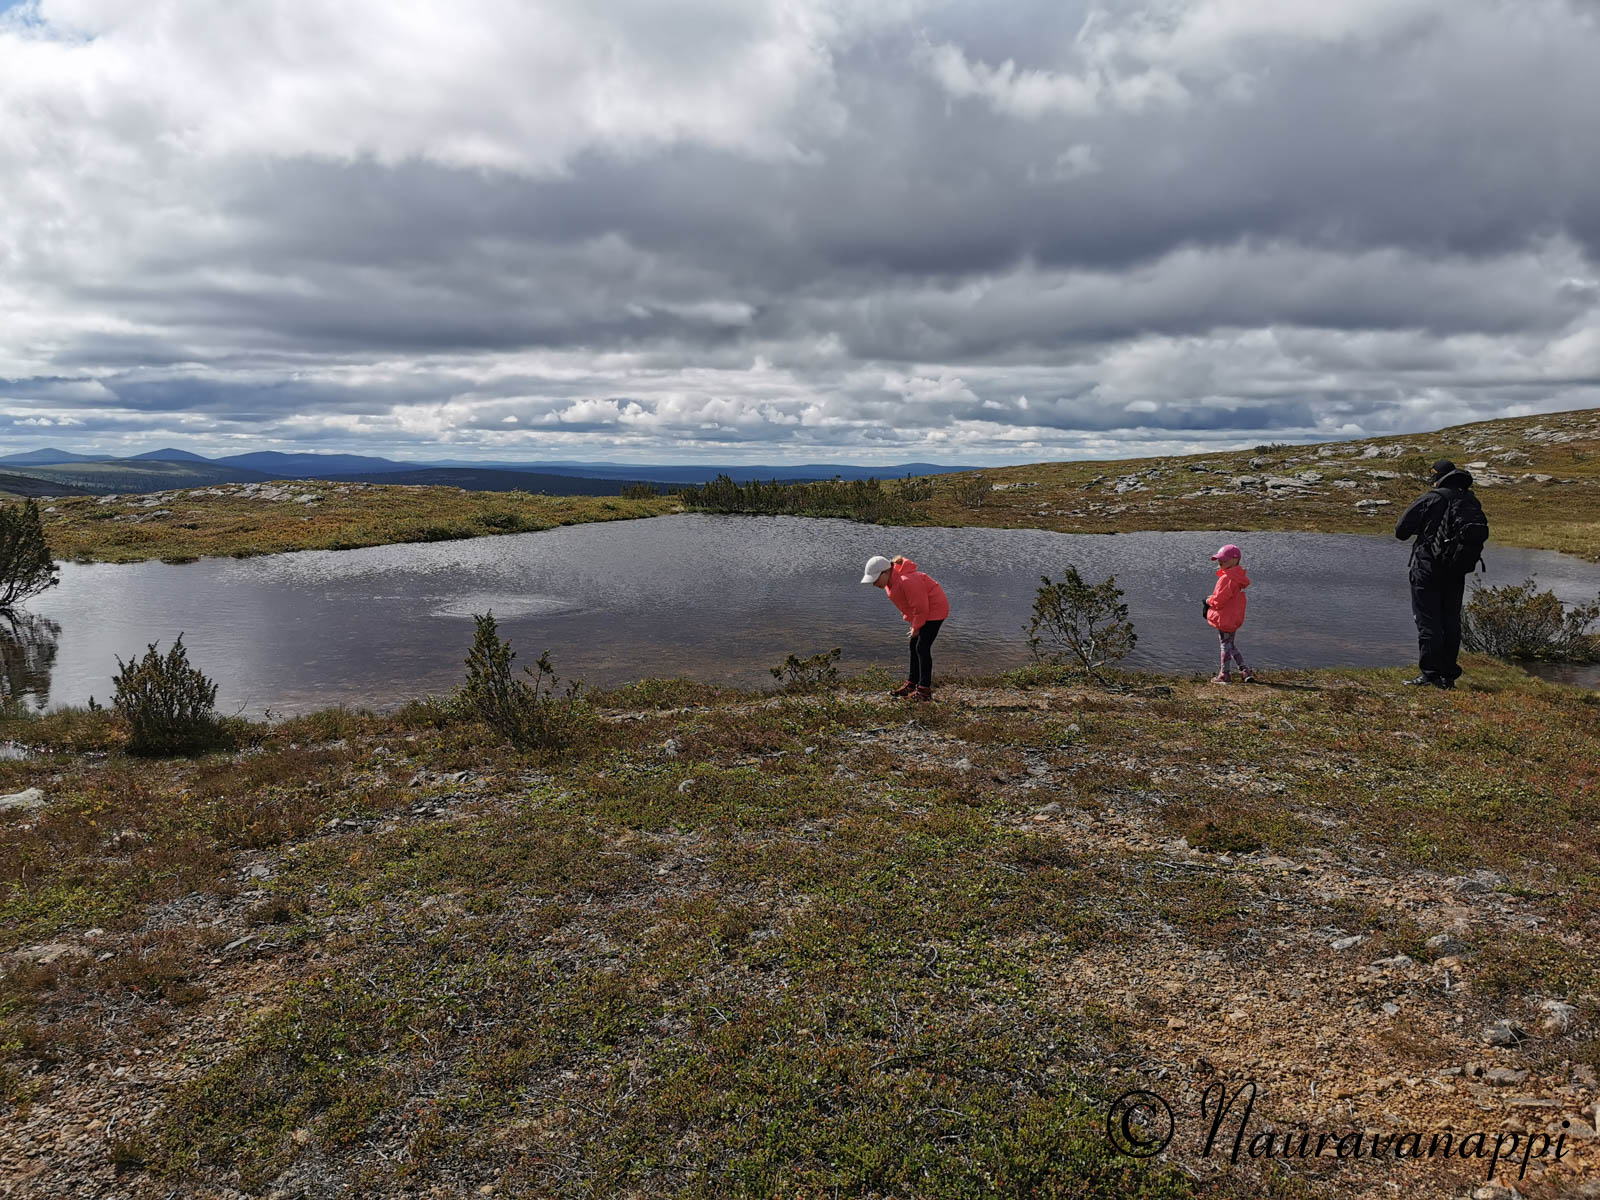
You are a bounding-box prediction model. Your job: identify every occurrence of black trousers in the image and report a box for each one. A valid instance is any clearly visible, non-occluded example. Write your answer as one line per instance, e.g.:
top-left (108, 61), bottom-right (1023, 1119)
top-left (1409, 569), bottom-right (1467, 681)
top-left (908, 619), bottom-right (943, 688)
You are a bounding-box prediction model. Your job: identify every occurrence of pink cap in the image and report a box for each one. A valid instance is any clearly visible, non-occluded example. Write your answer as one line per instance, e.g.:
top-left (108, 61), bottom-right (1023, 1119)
top-left (1211, 543), bottom-right (1241, 562)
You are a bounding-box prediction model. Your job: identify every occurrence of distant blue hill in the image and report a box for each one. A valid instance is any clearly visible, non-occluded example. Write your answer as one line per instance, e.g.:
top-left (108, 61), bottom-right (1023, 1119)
top-left (215, 451), bottom-right (415, 476)
top-left (320, 467), bottom-right (681, 495)
top-left (126, 447), bottom-right (213, 462)
top-left (419, 461), bottom-right (974, 483)
top-left (0, 447), bottom-right (104, 465)
top-left (0, 446), bottom-right (978, 490)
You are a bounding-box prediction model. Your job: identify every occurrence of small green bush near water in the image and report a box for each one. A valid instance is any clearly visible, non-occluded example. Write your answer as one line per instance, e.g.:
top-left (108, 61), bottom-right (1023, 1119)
top-left (454, 612), bottom-right (591, 750)
top-left (0, 498), bottom-right (59, 611)
top-left (112, 635), bottom-right (228, 756)
top-left (1026, 568), bottom-right (1138, 683)
top-left (1463, 578), bottom-right (1600, 662)
top-left (769, 647), bottom-right (842, 693)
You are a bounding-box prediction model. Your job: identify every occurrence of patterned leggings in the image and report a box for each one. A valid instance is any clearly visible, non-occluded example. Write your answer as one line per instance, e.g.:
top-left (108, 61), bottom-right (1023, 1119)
top-left (1218, 631), bottom-right (1251, 676)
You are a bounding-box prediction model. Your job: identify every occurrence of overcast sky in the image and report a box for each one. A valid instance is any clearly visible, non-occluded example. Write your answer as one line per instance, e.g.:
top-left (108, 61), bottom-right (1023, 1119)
top-left (3, 0), bottom-right (1599, 465)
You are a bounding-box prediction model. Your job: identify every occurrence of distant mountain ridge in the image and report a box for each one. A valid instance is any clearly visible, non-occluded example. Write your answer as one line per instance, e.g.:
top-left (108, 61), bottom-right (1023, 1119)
top-left (0, 447), bottom-right (104, 465)
top-left (213, 451), bottom-right (417, 476)
top-left (0, 445), bottom-right (975, 495)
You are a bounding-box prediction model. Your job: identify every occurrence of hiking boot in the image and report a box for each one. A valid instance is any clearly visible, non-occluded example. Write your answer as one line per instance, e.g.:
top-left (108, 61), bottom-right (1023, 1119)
top-left (890, 680), bottom-right (917, 698)
top-left (1435, 677), bottom-right (1456, 690)
top-left (1403, 674), bottom-right (1439, 687)
top-left (1211, 673), bottom-right (1231, 684)
top-left (912, 685), bottom-right (933, 702)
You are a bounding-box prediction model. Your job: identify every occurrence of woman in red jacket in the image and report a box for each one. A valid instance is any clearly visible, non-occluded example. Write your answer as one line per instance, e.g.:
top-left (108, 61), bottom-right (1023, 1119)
top-left (861, 554), bottom-right (950, 701)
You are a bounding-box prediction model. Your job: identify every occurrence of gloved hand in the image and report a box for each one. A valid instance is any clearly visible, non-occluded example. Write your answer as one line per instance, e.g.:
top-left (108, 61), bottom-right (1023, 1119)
top-left (1200, 601), bottom-right (1210, 620)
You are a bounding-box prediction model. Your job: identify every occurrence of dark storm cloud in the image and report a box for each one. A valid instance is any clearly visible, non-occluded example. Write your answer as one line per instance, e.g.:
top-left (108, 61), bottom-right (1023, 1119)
top-left (2, 0), bottom-right (1598, 461)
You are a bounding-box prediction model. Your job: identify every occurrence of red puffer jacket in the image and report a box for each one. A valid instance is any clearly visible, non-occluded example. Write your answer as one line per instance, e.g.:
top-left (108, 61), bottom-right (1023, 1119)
top-left (1205, 565), bottom-right (1249, 632)
top-left (886, 559), bottom-right (950, 632)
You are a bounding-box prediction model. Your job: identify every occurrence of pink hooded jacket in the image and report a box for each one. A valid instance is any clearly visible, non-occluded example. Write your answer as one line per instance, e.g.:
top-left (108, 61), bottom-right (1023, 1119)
top-left (1205, 565), bottom-right (1249, 632)
top-left (885, 559), bottom-right (950, 632)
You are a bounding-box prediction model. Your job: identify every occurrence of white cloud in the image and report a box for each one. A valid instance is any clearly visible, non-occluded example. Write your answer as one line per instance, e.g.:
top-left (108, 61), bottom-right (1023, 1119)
top-left (2, 0), bottom-right (1599, 463)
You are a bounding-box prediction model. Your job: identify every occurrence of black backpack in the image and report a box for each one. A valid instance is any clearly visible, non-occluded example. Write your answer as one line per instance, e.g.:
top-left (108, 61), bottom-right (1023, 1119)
top-left (1424, 488), bottom-right (1489, 574)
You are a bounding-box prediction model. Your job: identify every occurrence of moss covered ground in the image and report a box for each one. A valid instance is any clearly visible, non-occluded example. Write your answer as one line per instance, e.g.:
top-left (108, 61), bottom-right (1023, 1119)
top-left (1, 659), bottom-right (1596, 1197)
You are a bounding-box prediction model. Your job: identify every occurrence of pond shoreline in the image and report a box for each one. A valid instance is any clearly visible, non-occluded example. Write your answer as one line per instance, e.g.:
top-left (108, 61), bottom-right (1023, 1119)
top-left (9, 517), bottom-right (1600, 716)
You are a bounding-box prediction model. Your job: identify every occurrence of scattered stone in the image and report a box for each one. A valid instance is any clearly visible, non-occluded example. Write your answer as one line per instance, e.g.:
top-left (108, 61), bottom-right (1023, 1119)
top-left (1539, 999), bottom-right (1579, 1035)
top-left (1484, 1020), bottom-right (1526, 1048)
top-left (1562, 1117), bottom-right (1597, 1140)
top-left (1331, 935), bottom-right (1366, 951)
top-left (661, 738), bottom-right (680, 758)
top-left (1371, 954), bottom-right (1415, 969)
top-left (1452, 869), bottom-right (1509, 894)
top-left (245, 863), bottom-right (274, 881)
top-left (0, 787), bottom-right (45, 812)
top-left (17, 943), bottom-right (87, 966)
top-left (1425, 932), bottom-right (1465, 955)
top-left (1484, 1067), bottom-right (1530, 1086)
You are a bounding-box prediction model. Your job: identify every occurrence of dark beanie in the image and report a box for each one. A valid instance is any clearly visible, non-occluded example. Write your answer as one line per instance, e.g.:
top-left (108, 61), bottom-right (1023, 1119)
top-left (1430, 458), bottom-right (1456, 481)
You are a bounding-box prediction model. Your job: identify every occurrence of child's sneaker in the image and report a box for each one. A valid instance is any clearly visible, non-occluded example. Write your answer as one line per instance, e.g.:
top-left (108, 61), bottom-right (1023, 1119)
top-left (1211, 673), bottom-right (1231, 684)
top-left (890, 680), bottom-right (917, 697)
top-left (1240, 670), bottom-right (1258, 684)
top-left (912, 685), bottom-right (933, 702)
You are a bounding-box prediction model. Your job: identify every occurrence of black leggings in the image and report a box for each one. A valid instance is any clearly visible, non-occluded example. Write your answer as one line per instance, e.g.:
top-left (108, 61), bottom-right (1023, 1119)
top-left (908, 619), bottom-right (943, 687)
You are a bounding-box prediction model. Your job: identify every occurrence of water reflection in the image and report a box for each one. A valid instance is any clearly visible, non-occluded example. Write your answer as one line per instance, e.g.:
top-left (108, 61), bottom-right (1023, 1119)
top-left (0, 610), bottom-right (61, 713)
top-left (15, 516), bottom-right (1600, 715)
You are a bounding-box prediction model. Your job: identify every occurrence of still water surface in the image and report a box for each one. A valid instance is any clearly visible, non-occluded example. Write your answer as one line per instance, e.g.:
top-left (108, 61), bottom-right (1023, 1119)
top-left (6, 515), bottom-right (1599, 715)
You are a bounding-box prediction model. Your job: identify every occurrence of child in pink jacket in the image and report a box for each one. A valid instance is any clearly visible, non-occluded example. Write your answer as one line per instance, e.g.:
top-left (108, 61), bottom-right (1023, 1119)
top-left (1203, 543), bottom-right (1256, 684)
top-left (861, 553), bottom-right (950, 701)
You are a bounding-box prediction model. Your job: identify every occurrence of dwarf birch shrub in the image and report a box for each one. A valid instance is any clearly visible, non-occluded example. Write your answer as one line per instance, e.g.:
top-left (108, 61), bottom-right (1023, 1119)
top-left (0, 499), bottom-right (58, 612)
top-left (1463, 579), bottom-right (1600, 662)
top-left (112, 635), bottom-right (227, 756)
top-left (1026, 568), bottom-right (1137, 683)
top-left (769, 648), bottom-right (842, 694)
top-left (455, 613), bottom-right (591, 750)
top-left (949, 475), bottom-right (989, 509)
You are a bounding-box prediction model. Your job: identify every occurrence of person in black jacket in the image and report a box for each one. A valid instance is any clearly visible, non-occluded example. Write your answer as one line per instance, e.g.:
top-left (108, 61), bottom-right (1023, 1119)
top-left (1393, 459), bottom-right (1482, 689)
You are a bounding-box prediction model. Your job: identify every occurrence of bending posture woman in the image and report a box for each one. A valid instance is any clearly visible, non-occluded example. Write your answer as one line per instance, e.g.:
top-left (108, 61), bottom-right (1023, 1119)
top-left (860, 554), bottom-right (951, 701)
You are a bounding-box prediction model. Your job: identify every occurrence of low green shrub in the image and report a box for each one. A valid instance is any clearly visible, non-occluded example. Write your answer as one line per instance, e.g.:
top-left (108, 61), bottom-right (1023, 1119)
top-left (1463, 578), bottom-right (1600, 662)
top-left (1026, 568), bottom-right (1138, 683)
top-left (453, 613), bottom-right (591, 750)
top-left (0, 498), bottom-right (58, 611)
top-left (769, 648), bottom-right (841, 694)
top-left (948, 474), bottom-right (989, 509)
top-left (895, 473), bottom-right (934, 502)
top-left (112, 635), bottom-right (228, 756)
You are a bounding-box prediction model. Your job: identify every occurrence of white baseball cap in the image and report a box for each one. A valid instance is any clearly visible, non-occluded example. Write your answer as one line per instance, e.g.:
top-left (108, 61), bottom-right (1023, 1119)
top-left (860, 555), bottom-right (892, 583)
